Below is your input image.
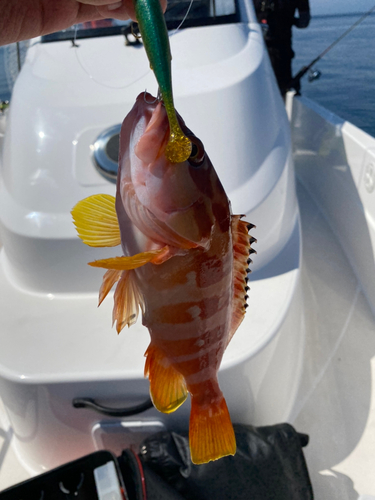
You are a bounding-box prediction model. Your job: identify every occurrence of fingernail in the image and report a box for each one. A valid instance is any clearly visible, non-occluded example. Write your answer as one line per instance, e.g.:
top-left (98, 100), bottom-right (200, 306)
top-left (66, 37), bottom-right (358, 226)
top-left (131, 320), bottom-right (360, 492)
top-left (107, 1), bottom-right (122, 10)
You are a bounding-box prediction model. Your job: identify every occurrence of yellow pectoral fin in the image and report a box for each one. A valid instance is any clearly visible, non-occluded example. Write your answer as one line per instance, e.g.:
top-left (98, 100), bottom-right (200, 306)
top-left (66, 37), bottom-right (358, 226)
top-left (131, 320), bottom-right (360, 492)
top-left (88, 246), bottom-right (169, 270)
top-left (72, 194), bottom-right (121, 247)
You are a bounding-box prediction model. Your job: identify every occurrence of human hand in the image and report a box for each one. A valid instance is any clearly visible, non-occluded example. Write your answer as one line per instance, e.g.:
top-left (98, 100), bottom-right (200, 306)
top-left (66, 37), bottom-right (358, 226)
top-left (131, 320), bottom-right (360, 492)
top-left (77, 0), bottom-right (139, 24)
top-left (293, 11), bottom-right (310, 29)
top-left (0, 0), bottom-right (167, 46)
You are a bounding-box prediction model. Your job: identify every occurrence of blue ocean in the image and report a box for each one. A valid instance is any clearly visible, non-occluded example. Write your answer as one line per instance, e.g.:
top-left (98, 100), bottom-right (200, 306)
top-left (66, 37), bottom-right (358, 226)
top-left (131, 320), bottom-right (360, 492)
top-left (0, 42), bottom-right (28, 102)
top-left (1, 13), bottom-right (375, 137)
top-left (293, 12), bottom-right (375, 137)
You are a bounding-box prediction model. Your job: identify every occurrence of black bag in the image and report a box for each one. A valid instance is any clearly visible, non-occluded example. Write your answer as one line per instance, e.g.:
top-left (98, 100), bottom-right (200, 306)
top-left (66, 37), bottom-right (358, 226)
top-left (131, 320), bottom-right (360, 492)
top-left (118, 423), bottom-right (314, 500)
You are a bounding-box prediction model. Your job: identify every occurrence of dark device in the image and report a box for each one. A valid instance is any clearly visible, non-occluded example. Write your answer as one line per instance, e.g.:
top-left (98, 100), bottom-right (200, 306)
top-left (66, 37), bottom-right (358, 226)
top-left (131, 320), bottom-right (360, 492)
top-left (0, 450), bottom-right (128, 500)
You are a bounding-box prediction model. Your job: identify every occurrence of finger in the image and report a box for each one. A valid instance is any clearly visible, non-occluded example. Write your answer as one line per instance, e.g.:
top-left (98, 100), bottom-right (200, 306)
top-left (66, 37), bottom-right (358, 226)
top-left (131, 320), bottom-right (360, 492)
top-left (160, 0), bottom-right (167, 13)
top-left (78, 0), bottom-right (123, 5)
top-left (95, 2), bottom-right (136, 21)
top-left (93, 0), bottom-right (167, 22)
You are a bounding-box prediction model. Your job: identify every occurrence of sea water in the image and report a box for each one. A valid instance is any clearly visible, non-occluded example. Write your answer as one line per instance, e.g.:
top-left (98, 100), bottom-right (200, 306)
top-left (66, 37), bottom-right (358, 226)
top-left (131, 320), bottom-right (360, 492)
top-left (0, 13), bottom-right (374, 136)
top-left (292, 12), bottom-right (375, 137)
top-left (0, 45), bottom-right (13, 101)
top-left (0, 42), bottom-right (28, 102)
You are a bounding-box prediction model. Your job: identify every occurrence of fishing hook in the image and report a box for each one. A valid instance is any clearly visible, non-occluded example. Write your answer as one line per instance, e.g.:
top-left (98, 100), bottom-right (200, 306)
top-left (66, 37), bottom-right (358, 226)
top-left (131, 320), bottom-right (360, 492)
top-left (131, 22), bottom-right (142, 40)
top-left (143, 90), bottom-right (160, 104)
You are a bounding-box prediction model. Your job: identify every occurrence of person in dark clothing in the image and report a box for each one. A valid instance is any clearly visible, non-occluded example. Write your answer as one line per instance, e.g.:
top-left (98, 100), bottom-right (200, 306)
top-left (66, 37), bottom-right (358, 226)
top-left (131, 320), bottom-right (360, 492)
top-left (254, 0), bottom-right (310, 96)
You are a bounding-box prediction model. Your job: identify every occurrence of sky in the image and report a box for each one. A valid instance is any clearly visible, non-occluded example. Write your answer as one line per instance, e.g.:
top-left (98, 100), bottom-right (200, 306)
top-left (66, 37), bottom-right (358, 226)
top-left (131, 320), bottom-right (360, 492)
top-left (311, 0), bottom-right (375, 15)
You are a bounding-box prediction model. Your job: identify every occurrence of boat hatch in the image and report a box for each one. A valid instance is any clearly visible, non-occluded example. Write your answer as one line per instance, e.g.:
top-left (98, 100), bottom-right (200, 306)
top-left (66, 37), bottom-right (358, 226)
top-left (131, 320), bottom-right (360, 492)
top-left (93, 124), bottom-right (122, 182)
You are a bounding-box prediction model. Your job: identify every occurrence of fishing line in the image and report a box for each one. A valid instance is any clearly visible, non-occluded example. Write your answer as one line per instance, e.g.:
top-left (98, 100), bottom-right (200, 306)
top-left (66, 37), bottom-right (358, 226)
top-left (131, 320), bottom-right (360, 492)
top-left (170, 0), bottom-right (195, 36)
top-left (73, 0), bottom-right (195, 90)
top-left (73, 22), bottom-right (150, 90)
top-left (291, 4), bottom-right (375, 91)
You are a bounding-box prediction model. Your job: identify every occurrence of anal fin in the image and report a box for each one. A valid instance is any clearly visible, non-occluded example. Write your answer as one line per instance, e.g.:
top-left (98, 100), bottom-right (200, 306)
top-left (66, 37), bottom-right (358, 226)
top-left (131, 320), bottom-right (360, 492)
top-left (189, 396), bottom-right (236, 464)
top-left (144, 344), bottom-right (187, 414)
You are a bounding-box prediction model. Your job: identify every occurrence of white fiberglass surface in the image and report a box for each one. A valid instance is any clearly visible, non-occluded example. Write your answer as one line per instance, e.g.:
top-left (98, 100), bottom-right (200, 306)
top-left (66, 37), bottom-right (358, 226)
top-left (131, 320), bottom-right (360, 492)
top-left (0, 399), bottom-right (29, 489)
top-left (291, 176), bottom-right (375, 499)
top-left (289, 94), bottom-right (375, 499)
top-left (290, 94), bottom-right (375, 317)
top-left (0, 23), bottom-right (276, 241)
top-left (29, 24), bottom-right (252, 86)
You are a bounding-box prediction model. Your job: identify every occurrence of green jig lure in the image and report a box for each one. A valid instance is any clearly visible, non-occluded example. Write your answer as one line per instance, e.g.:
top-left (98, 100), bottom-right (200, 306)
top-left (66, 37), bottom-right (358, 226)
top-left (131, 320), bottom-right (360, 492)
top-left (134, 0), bottom-right (192, 163)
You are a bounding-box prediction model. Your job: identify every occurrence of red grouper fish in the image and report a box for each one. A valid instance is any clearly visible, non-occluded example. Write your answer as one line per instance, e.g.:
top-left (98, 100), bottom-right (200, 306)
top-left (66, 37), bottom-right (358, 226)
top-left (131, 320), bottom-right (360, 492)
top-left (72, 92), bottom-right (256, 464)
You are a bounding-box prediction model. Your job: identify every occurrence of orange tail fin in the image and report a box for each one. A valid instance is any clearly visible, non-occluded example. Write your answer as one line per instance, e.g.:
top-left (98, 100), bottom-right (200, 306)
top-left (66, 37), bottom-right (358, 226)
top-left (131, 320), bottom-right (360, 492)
top-left (189, 396), bottom-right (236, 464)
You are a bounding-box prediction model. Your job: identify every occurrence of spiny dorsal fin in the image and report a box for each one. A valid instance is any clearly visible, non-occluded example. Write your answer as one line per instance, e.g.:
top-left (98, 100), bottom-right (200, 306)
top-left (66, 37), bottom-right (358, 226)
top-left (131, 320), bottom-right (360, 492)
top-left (72, 194), bottom-right (121, 247)
top-left (228, 215), bottom-right (257, 345)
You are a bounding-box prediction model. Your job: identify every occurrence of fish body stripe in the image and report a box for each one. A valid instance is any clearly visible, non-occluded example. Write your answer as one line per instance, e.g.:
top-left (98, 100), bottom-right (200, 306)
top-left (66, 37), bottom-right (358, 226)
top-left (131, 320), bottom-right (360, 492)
top-left (165, 341), bottom-right (225, 363)
top-left (184, 368), bottom-right (221, 391)
top-left (151, 295), bottom-right (226, 325)
top-left (144, 311), bottom-right (228, 340)
top-left (152, 326), bottom-right (226, 361)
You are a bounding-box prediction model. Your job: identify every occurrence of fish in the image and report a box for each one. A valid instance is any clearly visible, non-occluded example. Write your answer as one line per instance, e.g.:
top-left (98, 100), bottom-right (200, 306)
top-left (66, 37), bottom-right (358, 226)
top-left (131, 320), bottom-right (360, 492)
top-left (133, 0), bottom-right (192, 163)
top-left (71, 92), bottom-right (256, 464)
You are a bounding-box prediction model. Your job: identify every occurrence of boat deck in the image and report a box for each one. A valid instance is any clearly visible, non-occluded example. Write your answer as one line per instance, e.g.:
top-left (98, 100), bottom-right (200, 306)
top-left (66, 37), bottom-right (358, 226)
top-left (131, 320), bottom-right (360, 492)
top-left (1, 94), bottom-right (375, 499)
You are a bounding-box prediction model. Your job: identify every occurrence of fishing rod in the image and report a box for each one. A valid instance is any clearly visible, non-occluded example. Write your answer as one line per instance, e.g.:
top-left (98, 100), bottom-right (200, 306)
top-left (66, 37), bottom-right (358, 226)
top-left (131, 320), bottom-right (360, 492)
top-left (290, 4), bottom-right (375, 93)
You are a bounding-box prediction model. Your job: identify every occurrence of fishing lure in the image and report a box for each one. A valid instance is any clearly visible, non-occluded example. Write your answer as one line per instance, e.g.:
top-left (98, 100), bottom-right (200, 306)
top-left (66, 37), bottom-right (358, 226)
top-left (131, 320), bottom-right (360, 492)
top-left (134, 0), bottom-right (192, 163)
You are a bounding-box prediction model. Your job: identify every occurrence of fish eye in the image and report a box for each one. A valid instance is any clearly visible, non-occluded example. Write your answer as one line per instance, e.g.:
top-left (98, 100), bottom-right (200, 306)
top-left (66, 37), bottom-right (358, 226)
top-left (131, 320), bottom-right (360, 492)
top-left (188, 137), bottom-right (205, 167)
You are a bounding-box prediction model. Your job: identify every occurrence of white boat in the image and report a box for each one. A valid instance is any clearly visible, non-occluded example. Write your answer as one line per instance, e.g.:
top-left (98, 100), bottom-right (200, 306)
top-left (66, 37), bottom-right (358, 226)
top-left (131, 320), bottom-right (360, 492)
top-left (0, 0), bottom-right (375, 498)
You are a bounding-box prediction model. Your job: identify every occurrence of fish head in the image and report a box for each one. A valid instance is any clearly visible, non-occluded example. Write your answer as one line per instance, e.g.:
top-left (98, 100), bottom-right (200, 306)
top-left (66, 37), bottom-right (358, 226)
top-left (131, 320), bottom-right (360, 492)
top-left (117, 92), bottom-right (230, 249)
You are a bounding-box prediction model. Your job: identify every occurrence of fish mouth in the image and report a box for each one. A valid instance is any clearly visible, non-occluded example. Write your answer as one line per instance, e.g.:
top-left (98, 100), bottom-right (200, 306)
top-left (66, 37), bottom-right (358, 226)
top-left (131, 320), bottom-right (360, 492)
top-left (134, 96), bottom-right (170, 165)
